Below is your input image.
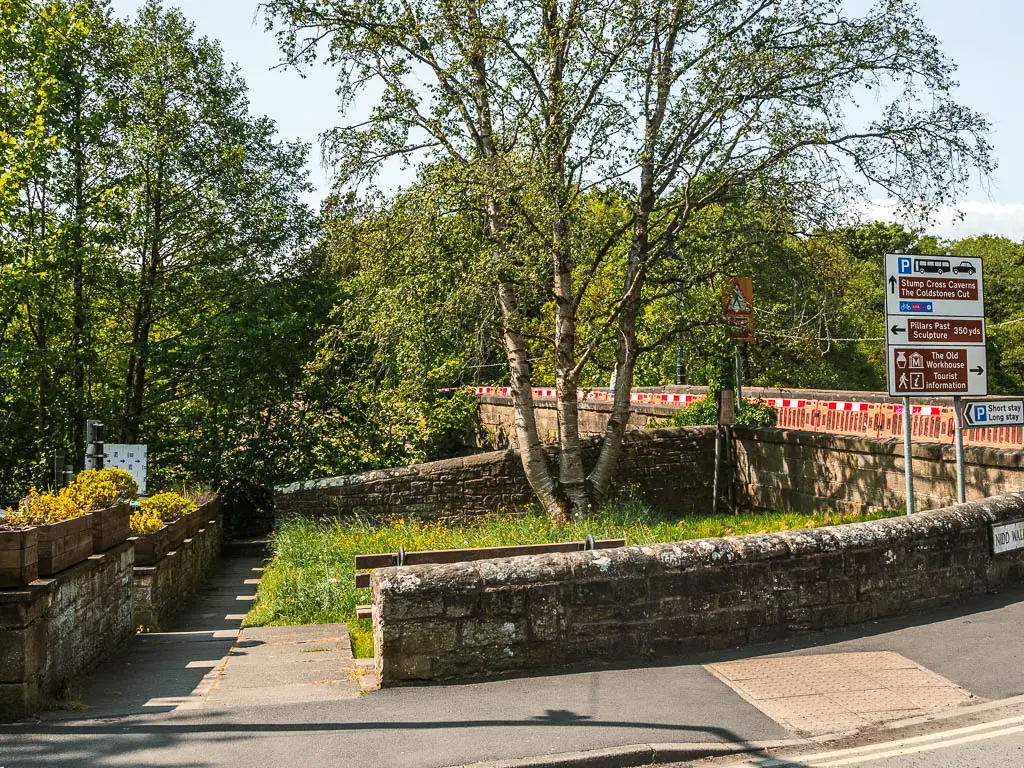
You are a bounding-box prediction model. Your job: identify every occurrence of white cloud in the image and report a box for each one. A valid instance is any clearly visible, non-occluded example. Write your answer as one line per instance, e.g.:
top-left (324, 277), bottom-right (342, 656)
top-left (860, 200), bottom-right (1024, 242)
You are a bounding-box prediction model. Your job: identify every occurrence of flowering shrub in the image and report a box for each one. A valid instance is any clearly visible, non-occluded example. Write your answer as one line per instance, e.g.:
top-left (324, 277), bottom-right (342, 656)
top-left (130, 510), bottom-right (164, 535)
top-left (6, 488), bottom-right (85, 525)
top-left (140, 492), bottom-right (197, 522)
top-left (64, 468), bottom-right (139, 510)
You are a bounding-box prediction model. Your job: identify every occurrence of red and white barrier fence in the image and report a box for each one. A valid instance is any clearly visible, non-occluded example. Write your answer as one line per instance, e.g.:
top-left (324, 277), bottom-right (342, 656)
top-left (472, 386), bottom-right (1023, 449)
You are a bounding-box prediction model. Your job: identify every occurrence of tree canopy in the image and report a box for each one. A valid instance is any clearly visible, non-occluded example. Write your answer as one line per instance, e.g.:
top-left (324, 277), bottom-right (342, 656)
top-left (265, 0), bottom-right (994, 518)
top-left (1, 0), bottom-right (1017, 527)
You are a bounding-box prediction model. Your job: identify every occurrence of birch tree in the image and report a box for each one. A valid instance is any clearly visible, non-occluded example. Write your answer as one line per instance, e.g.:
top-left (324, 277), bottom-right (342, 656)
top-left (264, 0), bottom-right (992, 519)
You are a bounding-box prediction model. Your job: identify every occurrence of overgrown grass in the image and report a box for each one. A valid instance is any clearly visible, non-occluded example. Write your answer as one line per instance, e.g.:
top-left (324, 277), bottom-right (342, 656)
top-left (244, 500), bottom-right (899, 657)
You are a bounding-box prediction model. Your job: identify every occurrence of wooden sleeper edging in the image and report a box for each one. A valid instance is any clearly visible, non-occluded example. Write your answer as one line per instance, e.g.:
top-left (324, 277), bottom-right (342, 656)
top-left (0, 527), bottom-right (38, 588)
top-left (36, 514), bottom-right (93, 577)
top-left (91, 503), bottom-right (131, 553)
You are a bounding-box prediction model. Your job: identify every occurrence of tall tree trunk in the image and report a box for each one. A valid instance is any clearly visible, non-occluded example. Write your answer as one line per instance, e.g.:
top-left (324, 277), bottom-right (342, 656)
top-left (28, 183), bottom-right (54, 444)
top-left (588, 10), bottom-right (682, 506)
top-left (587, 180), bottom-right (654, 504)
top-left (123, 162), bottom-right (163, 443)
top-left (554, 250), bottom-right (587, 519)
top-left (464, 0), bottom-right (563, 519)
top-left (545, 0), bottom-right (588, 518)
top-left (70, 84), bottom-right (87, 456)
top-left (498, 282), bottom-right (563, 519)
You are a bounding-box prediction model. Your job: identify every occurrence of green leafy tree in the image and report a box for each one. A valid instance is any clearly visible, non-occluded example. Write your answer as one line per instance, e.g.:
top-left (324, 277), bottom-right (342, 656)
top-left (112, 1), bottom-right (316, 446)
top-left (0, 1), bottom-right (329, 503)
top-left (266, 0), bottom-right (992, 519)
top-left (948, 235), bottom-right (1024, 394)
top-left (0, 0), bottom-right (119, 492)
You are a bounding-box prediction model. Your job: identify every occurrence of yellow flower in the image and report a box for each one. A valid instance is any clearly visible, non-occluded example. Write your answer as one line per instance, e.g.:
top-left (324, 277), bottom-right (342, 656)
top-left (130, 510), bottom-right (164, 535)
top-left (140, 492), bottom-right (197, 522)
top-left (8, 488), bottom-right (83, 525)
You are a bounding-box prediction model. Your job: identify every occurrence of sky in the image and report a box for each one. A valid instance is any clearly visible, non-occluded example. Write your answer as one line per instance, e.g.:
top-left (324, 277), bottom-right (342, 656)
top-left (109, 0), bottom-right (1024, 241)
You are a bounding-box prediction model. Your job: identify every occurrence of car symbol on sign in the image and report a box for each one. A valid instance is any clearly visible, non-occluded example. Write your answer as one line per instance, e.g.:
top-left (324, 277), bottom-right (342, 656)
top-left (952, 261), bottom-right (976, 275)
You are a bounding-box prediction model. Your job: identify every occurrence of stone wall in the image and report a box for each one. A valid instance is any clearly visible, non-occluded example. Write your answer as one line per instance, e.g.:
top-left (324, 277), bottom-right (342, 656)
top-left (133, 504), bottom-right (223, 631)
top-left (473, 395), bottom-right (677, 449)
top-left (275, 427), bottom-right (717, 522)
top-left (372, 492), bottom-right (1024, 685)
top-left (735, 427), bottom-right (1024, 514)
top-left (0, 541), bottom-right (134, 719)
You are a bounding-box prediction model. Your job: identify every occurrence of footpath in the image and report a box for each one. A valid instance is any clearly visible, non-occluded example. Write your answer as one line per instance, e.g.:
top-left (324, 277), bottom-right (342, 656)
top-left (1, 555), bottom-right (1024, 768)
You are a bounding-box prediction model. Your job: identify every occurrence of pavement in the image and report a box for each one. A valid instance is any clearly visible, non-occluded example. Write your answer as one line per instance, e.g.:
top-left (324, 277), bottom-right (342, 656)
top-left (3, 558), bottom-right (1024, 768)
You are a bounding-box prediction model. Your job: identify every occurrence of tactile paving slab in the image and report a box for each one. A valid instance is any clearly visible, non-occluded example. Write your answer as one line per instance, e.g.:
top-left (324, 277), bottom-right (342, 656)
top-left (706, 651), bottom-right (979, 736)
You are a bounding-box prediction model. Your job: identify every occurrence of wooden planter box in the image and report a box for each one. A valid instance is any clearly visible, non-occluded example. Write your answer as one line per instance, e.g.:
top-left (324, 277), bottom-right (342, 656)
top-left (188, 497), bottom-right (220, 538)
top-left (202, 497), bottom-right (221, 525)
top-left (167, 516), bottom-right (188, 551)
top-left (37, 514), bottom-right (93, 576)
top-left (185, 508), bottom-right (205, 539)
top-left (133, 524), bottom-right (171, 566)
top-left (0, 527), bottom-right (38, 588)
top-left (92, 503), bottom-right (131, 553)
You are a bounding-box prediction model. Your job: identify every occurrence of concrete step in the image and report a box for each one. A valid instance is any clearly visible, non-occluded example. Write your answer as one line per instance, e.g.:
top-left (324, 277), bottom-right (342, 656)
top-left (222, 537), bottom-right (272, 559)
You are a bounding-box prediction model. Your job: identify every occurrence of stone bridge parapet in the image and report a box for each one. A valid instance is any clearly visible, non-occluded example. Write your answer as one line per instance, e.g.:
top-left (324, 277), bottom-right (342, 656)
top-left (373, 491), bottom-right (1024, 685)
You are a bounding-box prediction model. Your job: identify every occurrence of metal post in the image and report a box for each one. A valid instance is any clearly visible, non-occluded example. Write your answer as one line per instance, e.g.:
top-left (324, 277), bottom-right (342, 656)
top-left (734, 345), bottom-right (743, 412)
top-left (712, 425), bottom-right (722, 516)
top-left (713, 390), bottom-right (736, 516)
top-left (953, 396), bottom-right (967, 504)
top-left (62, 465), bottom-right (74, 488)
top-left (93, 422), bottom-right (104, 470)
top-left (86, 421), bottom-right (105, 471)
top-left (903, 397), bottom-right (915, 515)
top-left (53, 451), bottom-right (64, 490)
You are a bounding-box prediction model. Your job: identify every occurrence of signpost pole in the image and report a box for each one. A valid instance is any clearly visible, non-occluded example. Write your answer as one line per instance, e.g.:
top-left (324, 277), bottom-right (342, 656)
top-left (953, 396), bottom-right (967, 504)
top-left (903, 397), bottom-right (915, 515)
top-left (52, 451), bottom-right (63, 491)
top-left (713, 390), bottom-right (736, 516)
top-left (734, 345), bottom-right (743, 412)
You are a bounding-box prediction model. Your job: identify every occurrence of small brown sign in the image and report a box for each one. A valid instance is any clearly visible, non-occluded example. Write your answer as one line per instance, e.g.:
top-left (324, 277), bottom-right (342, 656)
top-left (892, 347), bottom-right (967, 393)
top-left (906, 318), bottom-right (984, 344)
top-left (899, 277), bottom-right (979, 302)
top-left (723, 277), bottom-right (754, 342)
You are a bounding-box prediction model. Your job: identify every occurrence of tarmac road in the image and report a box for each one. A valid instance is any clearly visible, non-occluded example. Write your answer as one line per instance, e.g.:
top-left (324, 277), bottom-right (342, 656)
top-left (698, 700), bottom-right (1024, 768)
top-left (4, 560), bottom-right (1024, 768)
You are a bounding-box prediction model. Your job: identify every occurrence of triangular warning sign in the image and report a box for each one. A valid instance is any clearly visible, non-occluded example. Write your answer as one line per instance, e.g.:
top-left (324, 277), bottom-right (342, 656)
top-left (728, 283), bottom-right (749, 313)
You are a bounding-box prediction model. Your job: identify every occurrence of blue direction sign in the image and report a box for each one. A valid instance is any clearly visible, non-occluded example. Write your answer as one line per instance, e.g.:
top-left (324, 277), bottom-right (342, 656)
top-left (962, 399), bottom-right (1024, 429)
top-left (885, 254), bottom-right (985, 319)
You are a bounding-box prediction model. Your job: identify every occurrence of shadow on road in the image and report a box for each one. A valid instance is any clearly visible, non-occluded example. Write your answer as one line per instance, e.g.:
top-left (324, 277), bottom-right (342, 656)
top-left (0, 706), bottom-right (816, 768)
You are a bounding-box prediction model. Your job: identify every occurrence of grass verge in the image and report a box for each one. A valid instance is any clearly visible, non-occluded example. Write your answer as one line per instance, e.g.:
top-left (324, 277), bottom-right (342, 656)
top-left (244, 501), bottom-right (898, 657)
